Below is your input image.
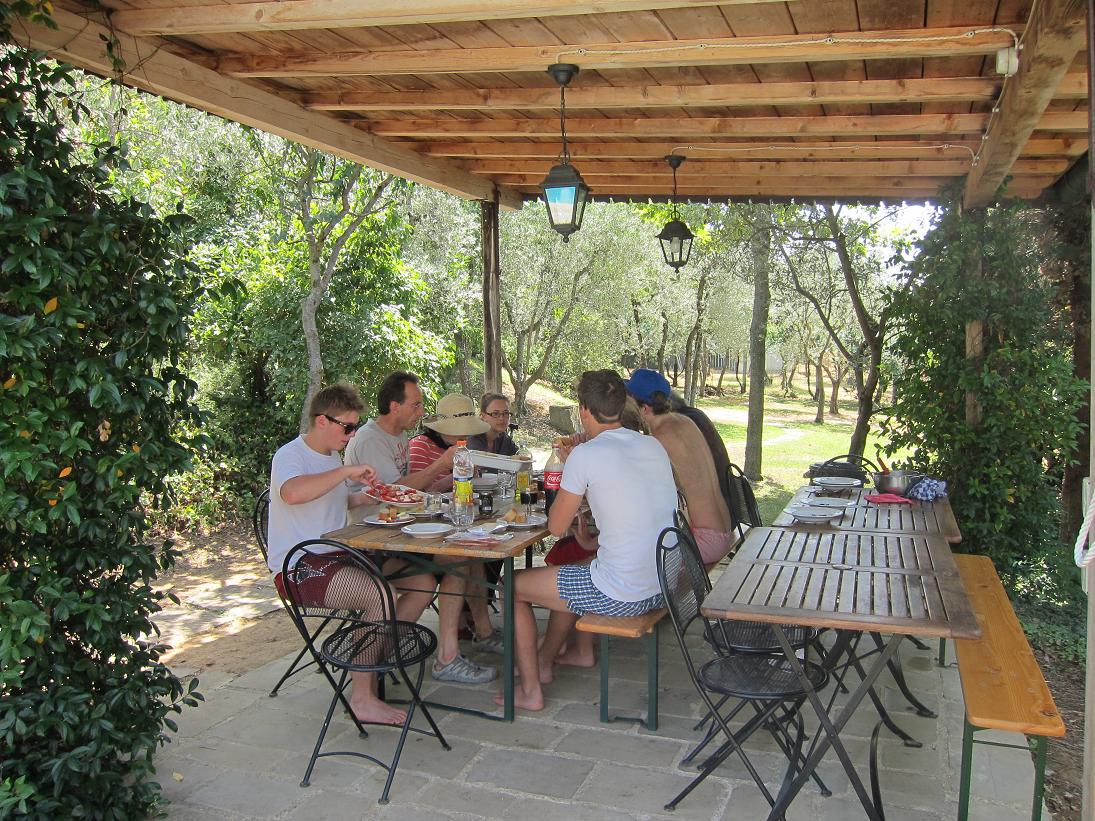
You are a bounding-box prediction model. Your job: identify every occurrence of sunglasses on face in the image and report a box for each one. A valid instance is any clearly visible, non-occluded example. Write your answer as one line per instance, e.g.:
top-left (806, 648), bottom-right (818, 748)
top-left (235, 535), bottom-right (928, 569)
top-left (485, 411), bottom-right (511, 419)
top-left (320, 413), bottom-right (363, 435)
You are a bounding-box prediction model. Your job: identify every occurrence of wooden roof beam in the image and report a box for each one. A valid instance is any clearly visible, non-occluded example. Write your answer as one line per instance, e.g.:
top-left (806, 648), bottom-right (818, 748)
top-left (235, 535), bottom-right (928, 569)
top-left (110, 0), bottom-right (784, 37)
top-left (367, 111), bottom-right (1087, 138)
top-left (459, 158), bottom-right (1069, 177)
top-left (963, 0), bottom-right (1087, 208)
top-left (412, 137), bottom-right (1086, 159)
top-left (220, 25), bottom-right (1019, 77)
top-left (306, 76), bottom-right (1008, 112)
top-left (8, 7), bottom-right (521, 208)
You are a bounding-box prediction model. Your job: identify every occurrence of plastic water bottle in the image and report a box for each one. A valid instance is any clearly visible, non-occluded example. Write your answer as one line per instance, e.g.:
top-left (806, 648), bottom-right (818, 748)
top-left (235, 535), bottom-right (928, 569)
top-left (452, 440), bottom-right (475, 527)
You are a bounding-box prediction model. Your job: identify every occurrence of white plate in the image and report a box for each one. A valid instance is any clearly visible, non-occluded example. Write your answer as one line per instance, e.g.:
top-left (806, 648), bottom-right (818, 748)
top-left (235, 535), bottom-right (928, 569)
top-left (362, 512), bottom-right (414, 526)
top-left (468, 449), bottom-right (533, 472)
top-left (508, 512), bottom-right (547, 529)
top-left (400, 522), bottom-right (455, 539)
top-left (803, 496), bottom-right (856, 510)
top-left (812, 476), bottom-right (863, 489)
top-left (788, 505), bottom-right (842, 523)
top-left (472, 474), bottom-right (500, 490)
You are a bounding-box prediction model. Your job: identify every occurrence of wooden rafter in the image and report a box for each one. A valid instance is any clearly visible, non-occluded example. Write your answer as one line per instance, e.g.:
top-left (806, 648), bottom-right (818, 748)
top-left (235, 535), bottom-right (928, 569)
top-left (963, 0), bottom-right (1087, 207)
top-left (8, 7), bottom-right (522, 208)
top-left (219, 26), bottom-right (1019, 77)
top-left (367, 111), bottom-right (1087, 138)
top-left (457, 158), bottom-right (1068, 177)
top-left (109, 0), bottom-right (784, 37)
top-left (306, 77), bottom-right (1010, 111)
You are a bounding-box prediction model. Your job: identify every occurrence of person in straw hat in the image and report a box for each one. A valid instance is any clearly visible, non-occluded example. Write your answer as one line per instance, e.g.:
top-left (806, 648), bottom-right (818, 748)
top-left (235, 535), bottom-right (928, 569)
top-left (408, 393), bottom-right (501, 684)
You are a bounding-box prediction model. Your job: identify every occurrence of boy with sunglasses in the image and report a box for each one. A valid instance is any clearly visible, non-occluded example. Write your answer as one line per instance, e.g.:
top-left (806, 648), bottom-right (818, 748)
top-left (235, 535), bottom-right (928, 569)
top-left (268, 383), bottom-right (435, 725)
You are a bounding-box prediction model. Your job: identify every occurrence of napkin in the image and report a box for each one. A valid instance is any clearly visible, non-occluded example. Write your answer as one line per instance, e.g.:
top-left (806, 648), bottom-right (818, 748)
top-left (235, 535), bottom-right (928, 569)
top-left (864, 493), bottom-right (913, 505)
top-left (906, 477), bottom-right (947, 501)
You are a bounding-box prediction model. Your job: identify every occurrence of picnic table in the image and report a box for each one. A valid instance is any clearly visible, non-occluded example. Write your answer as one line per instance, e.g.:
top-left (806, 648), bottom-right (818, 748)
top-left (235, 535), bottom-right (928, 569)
top-left (772, 486), bottom-right (962, 543)
top-left (703, 525), bottom-right (980, 821)
top-left (322, 519), bottom-right (549, 722)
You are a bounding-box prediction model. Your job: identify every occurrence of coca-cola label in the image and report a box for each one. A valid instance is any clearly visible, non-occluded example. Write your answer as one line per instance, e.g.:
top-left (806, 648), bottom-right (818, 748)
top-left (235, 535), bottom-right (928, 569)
top-left (544, 470), bottom-right (562, 491)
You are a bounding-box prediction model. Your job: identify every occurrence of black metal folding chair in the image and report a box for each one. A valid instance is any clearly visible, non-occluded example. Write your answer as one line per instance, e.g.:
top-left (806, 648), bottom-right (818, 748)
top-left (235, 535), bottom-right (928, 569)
top-left (656, 526), bottom-right (828, 813)
top-left (254, 488), bottom-right (343, 698)
top-left (282, 539), bottom-right (449, 804)
top-left (724, 462), bottom-right (763, 539)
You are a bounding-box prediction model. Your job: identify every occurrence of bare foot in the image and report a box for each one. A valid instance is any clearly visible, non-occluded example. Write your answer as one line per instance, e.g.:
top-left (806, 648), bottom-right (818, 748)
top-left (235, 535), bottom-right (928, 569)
top-left (350, 700), bottom-right (407, 726)
top-left (555, 648), bottom-right (595, 668)
top-left (493, 689), bottom-right (545, 712)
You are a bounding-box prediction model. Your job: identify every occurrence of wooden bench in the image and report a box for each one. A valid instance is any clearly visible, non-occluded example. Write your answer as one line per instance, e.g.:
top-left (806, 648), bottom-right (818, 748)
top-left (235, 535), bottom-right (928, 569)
top-left (941, 554), bottom-right (1065, 821)
top-left (575, 608), bottom-right (666, 731)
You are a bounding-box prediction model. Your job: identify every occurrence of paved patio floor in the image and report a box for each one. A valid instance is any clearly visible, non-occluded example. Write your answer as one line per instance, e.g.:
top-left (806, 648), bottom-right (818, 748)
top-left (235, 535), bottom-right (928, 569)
top-left (156, 598), bottom-right (1050, 821)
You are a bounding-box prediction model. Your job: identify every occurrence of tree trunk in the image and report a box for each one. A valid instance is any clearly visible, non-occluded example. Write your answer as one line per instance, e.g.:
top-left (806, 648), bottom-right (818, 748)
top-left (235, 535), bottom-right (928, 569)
top-left (631, 297), bottom-right (648, 368)
top-left (656, 309), bottom-right (669, 375)
top-left (716, 347), bottom-right (729, 394)
top-left (299, 276), bottom-right (325, 433)
top-left (737, 350), bottom-right (747, 394)
top-left (744, 207), bottom-right (772, 481)
top-left (814, 360), bottom-right (825, 424)
top-left (682, 326), bottom-right (696, 404)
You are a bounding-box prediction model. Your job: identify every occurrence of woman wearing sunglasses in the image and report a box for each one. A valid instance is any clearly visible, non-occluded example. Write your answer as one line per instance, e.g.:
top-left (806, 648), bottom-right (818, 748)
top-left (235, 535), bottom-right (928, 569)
top-left (467, 393), bottom-right (518, 456)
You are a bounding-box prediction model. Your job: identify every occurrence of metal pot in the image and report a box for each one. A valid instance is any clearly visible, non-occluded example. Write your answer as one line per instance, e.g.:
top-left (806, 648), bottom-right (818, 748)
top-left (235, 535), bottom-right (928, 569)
top-left (870, 470), bottom-right (922, 495)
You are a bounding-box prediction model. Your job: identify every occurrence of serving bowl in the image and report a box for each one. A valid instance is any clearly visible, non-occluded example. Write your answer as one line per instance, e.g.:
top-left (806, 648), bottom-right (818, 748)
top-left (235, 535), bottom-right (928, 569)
top-left (870, 469), bottom-right (922, 495)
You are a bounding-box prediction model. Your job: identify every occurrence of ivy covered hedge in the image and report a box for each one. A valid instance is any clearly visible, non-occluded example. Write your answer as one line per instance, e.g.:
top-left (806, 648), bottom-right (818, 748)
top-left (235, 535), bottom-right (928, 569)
top-left (881, 200), bottom-right (1086, 569)
top-left (1, 4), bottom-right (203, 817)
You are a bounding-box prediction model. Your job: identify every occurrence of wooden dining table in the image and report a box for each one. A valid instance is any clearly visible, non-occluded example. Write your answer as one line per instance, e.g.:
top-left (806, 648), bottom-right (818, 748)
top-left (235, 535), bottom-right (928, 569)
top-left (323, 519), bottom-right (550, 722)
top-left (703, 525), bottom-right (980, 821)
top-left (772, 485), bottom-right (962, 544)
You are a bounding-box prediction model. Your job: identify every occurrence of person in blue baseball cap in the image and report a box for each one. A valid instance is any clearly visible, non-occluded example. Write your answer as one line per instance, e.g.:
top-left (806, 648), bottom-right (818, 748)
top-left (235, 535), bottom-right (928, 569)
top-left (624, 369), bottom-right (735, 567)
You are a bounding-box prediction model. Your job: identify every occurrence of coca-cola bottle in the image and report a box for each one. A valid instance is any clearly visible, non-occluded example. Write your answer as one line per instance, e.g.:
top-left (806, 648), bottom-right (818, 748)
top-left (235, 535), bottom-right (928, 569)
top-left (543, 445), bottom-right (564, 512)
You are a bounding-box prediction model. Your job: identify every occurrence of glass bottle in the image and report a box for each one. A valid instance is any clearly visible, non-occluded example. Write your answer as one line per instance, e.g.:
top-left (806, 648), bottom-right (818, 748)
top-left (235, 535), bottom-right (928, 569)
top-left (452, 439), bottom-right (475, 527)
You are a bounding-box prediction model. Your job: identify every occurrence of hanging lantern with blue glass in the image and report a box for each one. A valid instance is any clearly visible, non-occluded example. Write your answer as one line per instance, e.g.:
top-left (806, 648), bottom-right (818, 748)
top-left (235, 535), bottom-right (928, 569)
top-left (539, 63), bottom-right (590, 242)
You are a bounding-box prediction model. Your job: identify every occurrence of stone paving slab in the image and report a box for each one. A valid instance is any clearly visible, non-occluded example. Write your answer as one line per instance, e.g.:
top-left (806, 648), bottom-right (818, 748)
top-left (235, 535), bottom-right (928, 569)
top-left (160, 622), bottom-right (1051, 821)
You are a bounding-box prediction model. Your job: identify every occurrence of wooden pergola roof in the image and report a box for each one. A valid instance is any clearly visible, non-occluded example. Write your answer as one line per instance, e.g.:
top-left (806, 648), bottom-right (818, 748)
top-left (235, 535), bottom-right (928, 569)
top-left (15, 0), bottom-right (1090, 208)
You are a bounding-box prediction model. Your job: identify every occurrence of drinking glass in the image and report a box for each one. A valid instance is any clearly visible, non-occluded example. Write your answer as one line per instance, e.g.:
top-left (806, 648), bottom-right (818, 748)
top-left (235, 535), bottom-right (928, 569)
top-left (520, 490), bottom-right (535, 520)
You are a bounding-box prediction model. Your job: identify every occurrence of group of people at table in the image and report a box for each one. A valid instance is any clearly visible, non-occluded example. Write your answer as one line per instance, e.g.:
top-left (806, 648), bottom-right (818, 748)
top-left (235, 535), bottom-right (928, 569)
top-left (266, 367), bottom-right (736, 722)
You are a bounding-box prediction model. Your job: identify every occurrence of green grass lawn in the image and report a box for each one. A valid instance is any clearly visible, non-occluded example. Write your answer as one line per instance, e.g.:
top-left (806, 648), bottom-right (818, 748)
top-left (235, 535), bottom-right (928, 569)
top-left (695, 383), bottom-right (887, 524)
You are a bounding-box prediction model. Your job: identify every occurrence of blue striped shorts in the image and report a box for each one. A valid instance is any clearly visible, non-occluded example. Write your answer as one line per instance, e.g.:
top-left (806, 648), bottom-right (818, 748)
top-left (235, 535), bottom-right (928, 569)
top-left (556, 563), bottom-right (664, 617)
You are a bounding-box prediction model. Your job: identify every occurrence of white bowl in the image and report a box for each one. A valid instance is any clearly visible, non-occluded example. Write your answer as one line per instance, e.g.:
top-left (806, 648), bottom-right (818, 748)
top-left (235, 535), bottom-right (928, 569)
top-left (788, 505), bottom-right (842, 523)
top-left (803, 497), bottom-right (855, 510)
top-left (400, 523), bottom-right (454, 539)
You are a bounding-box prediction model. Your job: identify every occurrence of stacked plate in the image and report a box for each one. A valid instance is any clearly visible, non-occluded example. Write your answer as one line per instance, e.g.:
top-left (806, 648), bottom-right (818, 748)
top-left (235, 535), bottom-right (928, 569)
top-left (812, 476), bottom-right (863, 491)
top-left (804, 497), bottom-right (856, 511)
top-left (787, 504), bottom-right (843, 524)
top-left (400, 522), bottom-right (454, 539)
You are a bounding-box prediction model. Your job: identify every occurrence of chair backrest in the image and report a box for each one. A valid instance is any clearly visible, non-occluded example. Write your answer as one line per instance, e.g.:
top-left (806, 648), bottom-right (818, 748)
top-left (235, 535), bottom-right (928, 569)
top-left (252, 488), bottom-right (271, 563)
top-left (281, 540), bottom-right (401, 661)
top-left (725, 463), bottom-right (763, 533)
top-left (806, 453), bottom-right (879, 483)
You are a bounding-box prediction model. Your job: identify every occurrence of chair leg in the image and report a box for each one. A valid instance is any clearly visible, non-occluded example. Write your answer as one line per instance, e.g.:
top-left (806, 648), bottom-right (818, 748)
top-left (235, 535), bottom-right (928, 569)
top-left (869, 719), bottom-right (885, 819)
top-left (937, 638), bottom-right (947, 667)
top-left (871, 633), bottom-right (936, 718)
top-left (301, 668), bottom-right (348, 787)
top-left (380, 660), bottom-right (450, 805)
top-left (269, 644), bottom-right (313, 697)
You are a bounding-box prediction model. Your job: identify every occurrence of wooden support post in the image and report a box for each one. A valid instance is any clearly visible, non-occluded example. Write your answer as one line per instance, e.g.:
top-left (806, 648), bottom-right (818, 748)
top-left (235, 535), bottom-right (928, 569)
top-left (1084, 5), bottom-right (1095, 820)
top-left (480, 197), bottom-right (502, 394)
top-left (964, 319), bottom-right (983, 426)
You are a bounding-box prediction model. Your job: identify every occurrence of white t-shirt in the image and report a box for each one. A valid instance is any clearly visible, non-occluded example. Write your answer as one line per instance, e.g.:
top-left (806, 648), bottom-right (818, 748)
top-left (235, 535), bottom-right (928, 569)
top-left (267, 436), bottom-right (350, 573)
top-left (560, 426), bottom-right (677, 602)
top-left (344, 418), bottom-right (408, 482)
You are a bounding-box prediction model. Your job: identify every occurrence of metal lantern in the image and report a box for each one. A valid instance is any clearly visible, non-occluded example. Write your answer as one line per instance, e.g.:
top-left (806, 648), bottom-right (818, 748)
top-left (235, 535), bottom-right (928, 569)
top-left (658, 154), bottom-right (694, 270)
top-left (540, 63), bottom-right (590, 242)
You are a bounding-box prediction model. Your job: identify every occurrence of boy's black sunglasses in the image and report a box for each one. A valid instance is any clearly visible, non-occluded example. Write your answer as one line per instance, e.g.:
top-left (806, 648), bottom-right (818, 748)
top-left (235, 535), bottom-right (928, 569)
top-left (320, 414), bottom-right (364, 434)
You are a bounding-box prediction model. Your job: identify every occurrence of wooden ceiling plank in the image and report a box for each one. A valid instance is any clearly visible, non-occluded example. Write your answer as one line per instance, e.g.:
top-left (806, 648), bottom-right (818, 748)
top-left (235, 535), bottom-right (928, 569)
top-left (415, 138), bottom-right (989, 158)
top-left (366, 112), bottom-right (1001, 137)
top-left (461, 158), bottom-right (977, 175)
top-left (12, 6), bottom-right (521, 207)
top-left (218, 25), bottom-right (1020, 77)
top-left (304, 76), bottom-right (1004, 110)
top-left (111, 0), bottom-right (787, 37)
top-left (962, 0), bottom-right (1086, 207)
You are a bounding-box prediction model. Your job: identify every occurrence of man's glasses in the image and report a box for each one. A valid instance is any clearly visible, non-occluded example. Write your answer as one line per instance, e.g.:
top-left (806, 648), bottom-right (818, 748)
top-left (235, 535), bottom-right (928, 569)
top-left (319, 414), bottom-right (363, 435)
top-left (485, 411), bottom-right (512, 419)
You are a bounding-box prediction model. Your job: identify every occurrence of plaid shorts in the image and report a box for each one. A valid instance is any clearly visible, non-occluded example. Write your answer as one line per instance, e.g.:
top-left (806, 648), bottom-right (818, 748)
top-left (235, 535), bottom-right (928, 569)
top-left (556, 563), bottom-right (664, 617)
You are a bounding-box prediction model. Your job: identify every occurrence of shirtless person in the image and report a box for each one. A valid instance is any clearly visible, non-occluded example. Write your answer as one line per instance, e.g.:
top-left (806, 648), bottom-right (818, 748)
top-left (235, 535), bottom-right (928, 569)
top-left (625, 368), bottom-right (735, 567)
